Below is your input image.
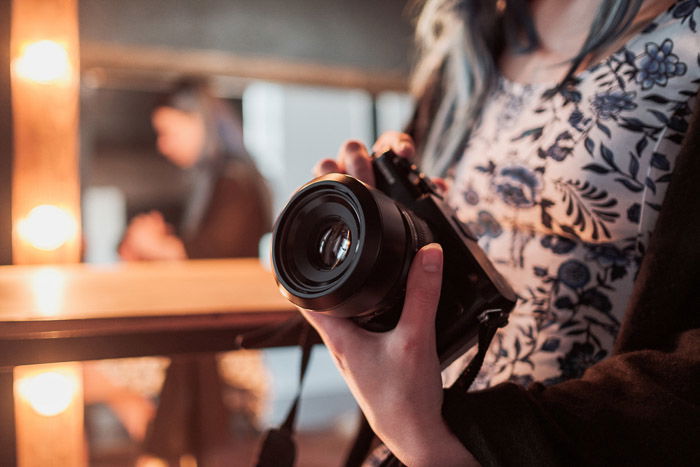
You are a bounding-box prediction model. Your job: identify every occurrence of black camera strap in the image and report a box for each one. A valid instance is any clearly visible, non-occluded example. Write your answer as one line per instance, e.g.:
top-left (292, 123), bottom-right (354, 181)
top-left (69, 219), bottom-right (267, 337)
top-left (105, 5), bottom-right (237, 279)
top-left (449, 309), bottom-right (509, 393)
top-left (254, 322), bottom-right (313, 467)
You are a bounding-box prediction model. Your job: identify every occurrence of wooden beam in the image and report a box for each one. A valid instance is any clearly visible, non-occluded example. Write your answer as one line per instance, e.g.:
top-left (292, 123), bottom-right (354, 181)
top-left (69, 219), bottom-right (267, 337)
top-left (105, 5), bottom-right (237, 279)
top-left (0, 370), bottom-right (17, 466)
top-left (81, 41), bottom-right (408, 95)
top-left (0, 259), bottom-right (299, 367)
top-left (11, 0), bottom-right (82, 265)
top-left (0, 0), bottom-right (12, 265)
top-left (10, 0), bottom-right (85, 465)
top-left (14, 363), bottom-right (84, 467)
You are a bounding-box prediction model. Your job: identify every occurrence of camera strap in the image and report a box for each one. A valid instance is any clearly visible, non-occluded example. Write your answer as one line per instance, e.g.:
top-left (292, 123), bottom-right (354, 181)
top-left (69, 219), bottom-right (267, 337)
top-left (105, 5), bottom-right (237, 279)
top-left (449, 308), bottom-right (509, 393)
top-left (253, 322), bottom-right (313, 467)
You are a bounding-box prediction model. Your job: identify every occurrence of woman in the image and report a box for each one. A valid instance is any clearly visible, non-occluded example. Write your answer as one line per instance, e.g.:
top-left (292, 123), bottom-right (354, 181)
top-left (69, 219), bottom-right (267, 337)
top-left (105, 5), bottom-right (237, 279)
top-left (307, 1), bottom-right (699, 465)
top-left (119, 79), bottom-right (271, 261)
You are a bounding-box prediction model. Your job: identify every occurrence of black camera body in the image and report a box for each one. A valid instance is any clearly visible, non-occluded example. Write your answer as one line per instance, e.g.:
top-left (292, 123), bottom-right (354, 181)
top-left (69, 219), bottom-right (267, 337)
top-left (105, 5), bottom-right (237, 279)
top-left (272, 150), bottom-right (516, 367)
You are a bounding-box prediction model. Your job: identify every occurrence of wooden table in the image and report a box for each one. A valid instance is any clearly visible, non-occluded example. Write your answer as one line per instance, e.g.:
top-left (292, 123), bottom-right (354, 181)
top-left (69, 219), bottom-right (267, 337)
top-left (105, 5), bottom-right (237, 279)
top-left (0, 258), bottom-right (301, 465)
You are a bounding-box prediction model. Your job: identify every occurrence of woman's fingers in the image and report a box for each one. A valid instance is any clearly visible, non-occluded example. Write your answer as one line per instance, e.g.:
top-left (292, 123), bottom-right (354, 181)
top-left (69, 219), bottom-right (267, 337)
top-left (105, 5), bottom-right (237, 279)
top-left (395, 243), bottom-right (443, 347)
top-left (301, 243), bottom-right (444, 357)
top-left (372, 131), bottom-right (415, 159)
top-left (314, 133), bottom-right (414, 185)
top-left (338, 140), bottom-right (374, 186)
top-left (313, 158), bottom-right (341, 177)
top-left (299, 308), bottom-right (364, 364)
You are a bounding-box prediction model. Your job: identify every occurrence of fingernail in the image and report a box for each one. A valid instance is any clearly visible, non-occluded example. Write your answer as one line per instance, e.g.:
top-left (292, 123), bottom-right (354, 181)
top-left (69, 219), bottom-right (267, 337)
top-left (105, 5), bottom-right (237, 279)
top-left (345, 141), bottom-right (361, 152)
top-left (319, 160), bottom-right (337, 173)
top-left (421, 243), bottom-right (443, 273)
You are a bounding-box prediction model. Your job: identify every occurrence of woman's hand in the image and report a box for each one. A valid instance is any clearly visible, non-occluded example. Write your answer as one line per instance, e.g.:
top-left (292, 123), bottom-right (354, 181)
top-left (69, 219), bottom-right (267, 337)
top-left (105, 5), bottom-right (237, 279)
top-left (118, 211), bottom-right (187, 261)
top-left (313, 131), bottom-right (416, 185)
top-left (313, 132), bottom-right (448, 194)
top-left (301, 244), bottom-right (478, 467)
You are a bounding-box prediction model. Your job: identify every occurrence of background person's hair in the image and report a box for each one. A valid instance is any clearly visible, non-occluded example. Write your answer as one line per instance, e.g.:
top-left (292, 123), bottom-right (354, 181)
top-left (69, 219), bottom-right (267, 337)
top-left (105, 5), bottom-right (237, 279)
top-left (155, 78), bottom-right (251, 163)
top-left (411, 0), bottom-right (644, 176)
top-left (156, 78), bottom-right (264, 239)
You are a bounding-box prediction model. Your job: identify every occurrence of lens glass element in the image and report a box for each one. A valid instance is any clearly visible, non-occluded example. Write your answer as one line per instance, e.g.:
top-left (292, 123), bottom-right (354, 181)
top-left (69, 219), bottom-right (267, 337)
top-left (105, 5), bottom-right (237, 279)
top-left (316, 219), bottom-right (351, 270)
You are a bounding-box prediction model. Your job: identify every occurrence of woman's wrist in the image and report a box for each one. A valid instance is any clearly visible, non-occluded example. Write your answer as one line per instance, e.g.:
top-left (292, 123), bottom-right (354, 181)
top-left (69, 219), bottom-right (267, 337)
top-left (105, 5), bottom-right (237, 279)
top-left (381, 414), bottom-right (479, 467)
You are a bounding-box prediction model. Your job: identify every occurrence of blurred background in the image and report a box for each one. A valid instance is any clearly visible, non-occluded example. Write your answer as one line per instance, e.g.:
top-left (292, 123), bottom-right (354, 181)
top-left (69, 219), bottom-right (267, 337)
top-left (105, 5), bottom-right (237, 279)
top-left (75, 0), bottom-right (415, 465)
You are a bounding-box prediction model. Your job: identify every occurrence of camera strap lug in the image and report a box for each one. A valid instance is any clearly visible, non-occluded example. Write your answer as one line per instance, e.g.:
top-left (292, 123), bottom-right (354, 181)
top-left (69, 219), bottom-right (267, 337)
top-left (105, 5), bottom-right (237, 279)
top-left (450, 309), bottom-right (509, 393)
top-left (477, 308), bottom-right (509, 328)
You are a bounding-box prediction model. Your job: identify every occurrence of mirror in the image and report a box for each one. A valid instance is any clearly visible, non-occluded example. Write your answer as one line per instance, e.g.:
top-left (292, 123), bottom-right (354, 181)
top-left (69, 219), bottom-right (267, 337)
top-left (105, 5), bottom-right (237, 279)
top-left (79, 0), bottom-right (415, 264)
top-left (77, 1), bottom-right (415, 465)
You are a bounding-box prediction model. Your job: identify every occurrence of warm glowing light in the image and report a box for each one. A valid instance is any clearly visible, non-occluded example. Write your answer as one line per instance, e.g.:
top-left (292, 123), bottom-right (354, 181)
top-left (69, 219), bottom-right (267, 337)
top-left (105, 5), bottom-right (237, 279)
top-left (16, 371), bottom-right (78, 416)
top-left (31, 267), bottom-right (66, 316)
top-left (17, 205), bottom-right (77, 251)
top-left (13, 40), bottom-right (72, 84)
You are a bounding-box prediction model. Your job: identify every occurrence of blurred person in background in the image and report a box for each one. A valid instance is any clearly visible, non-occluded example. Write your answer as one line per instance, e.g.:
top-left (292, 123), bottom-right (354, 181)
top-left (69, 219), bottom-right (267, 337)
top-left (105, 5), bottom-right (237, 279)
top-left (85, 79), bottom-right (272, 462)
top-left (119, 78), bottom-right (271, 260)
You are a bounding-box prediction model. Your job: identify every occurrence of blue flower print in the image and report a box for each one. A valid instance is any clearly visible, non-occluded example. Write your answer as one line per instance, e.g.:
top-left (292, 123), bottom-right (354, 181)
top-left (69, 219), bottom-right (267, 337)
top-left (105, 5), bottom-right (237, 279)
top-left (556, 342), bottom-right (607, 381)
top-left (467, 211), bottom-right (502, 240)
top-left (568, 109), bottom-right (584, 128)
top-left (477, 211), bottom-right (503, 238)
top-left (590, 90), bottom-right (637, 120)
top-left (584, 243), bottom-right (630, 268)
top-left (462, 188), bottom-right (479, 205)
top-left (627, 203), bottom-right (641, 223)
top-left (508, 374), bottom-right (534, 387)
top-left (557, 259), bottom-right (591, 288)
top-left (579, 288), bottom-right (613, 314)
top-left (541, 235), bottom-right (577, 255)
top-left (492, 165), bottom-right (542, 208)
top-left (544, 131), bottom-right (575, 161)
top-left (636, 39), bottom-right (688, 90)
top-left (672, 1), bottom-right (700, 27)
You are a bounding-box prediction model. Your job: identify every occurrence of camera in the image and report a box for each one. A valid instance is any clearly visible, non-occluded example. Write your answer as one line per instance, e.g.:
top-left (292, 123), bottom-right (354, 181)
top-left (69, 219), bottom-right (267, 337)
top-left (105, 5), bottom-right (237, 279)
top-left (271, 150), bottom-right (516, 367)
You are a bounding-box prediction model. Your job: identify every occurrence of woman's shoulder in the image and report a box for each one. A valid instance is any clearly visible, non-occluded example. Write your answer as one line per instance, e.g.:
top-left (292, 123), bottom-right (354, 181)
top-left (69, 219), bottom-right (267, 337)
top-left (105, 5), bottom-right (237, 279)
top-left (216, 158), bottom-right (264, 185)
top-left (211, 157), bottom-right (270, 205)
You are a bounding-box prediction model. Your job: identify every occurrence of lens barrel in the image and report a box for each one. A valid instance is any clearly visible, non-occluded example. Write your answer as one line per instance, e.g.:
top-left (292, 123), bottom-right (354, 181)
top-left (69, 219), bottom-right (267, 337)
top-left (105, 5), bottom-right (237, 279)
top-left (272, 173), bottom-right (432, 329)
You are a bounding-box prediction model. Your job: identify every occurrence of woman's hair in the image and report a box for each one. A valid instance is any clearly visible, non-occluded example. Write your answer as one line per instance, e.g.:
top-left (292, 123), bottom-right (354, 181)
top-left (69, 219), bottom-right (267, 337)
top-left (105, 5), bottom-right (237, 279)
top-left (411, 0), bottom-right (644, 175)
top-left (155, 78), bottom-right (250, 164)
top-left (156, 78), bottom-right (266, 239)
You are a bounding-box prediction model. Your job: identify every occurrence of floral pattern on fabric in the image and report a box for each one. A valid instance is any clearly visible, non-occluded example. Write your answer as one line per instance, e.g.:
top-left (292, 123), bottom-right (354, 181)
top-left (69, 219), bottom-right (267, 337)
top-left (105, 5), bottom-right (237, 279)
top-left (444, 3), bottom-right (700, 389)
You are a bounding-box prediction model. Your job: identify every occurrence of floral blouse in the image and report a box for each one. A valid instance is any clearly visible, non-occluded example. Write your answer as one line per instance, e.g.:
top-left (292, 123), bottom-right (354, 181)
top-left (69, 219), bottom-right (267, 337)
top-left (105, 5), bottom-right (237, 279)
top-left (444, 2), bottom-right (699, 389)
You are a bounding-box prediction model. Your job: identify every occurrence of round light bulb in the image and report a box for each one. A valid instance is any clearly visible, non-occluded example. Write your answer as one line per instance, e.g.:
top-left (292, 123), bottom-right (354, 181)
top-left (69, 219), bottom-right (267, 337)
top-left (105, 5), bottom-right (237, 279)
top-left (17, 205), bottom-right (78, 251)
top-left (13, 40), bottom-right (71, 84)
top-left (17, 371), bottom-right (77, 417)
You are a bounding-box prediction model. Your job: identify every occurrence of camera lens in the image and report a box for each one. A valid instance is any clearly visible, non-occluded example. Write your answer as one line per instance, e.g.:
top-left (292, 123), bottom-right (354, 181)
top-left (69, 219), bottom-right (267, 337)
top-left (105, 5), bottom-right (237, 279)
top-left (272, 173), bottom-right (432, 329)
top-left (315, 220), bottom-right (351, 270)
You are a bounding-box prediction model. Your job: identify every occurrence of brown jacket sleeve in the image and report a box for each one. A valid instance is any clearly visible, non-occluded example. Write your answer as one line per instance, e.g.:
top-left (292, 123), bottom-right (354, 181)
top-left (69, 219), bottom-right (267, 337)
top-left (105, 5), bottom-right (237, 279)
top-left (442, 112), bottom-right (700, 466)
top-left (184, 164), bottom-right (272, 259)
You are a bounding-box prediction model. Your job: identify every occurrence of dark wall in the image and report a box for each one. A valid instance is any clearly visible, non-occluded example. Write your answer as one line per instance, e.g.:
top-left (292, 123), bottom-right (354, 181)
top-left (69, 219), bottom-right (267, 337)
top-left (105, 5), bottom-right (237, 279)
top-left (79, 0), bottom-right (415, 72)
top-left (0, 1), bottom-right (12, 265)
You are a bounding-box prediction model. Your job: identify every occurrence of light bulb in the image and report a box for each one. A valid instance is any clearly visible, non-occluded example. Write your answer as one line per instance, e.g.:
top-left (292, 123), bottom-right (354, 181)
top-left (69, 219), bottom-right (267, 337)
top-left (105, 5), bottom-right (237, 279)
top-left (13, 40), bottom-right (72, 84)
top-left (17, 205), bottom-right (77, 251)
top-left (16, 371), bottom-right (78, 417)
